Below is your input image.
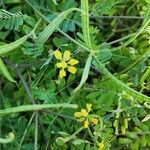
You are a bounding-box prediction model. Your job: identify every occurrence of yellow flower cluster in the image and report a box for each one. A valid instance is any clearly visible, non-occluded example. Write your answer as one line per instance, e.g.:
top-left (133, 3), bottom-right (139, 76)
top-left (74, 103), bottom-right (99, 128)
top-left (53, 50), bottom-right (79, 79)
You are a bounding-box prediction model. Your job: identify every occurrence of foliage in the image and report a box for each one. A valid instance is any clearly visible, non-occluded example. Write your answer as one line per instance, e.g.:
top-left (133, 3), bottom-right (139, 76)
top-left (0, 0), bottom-right (150, 149)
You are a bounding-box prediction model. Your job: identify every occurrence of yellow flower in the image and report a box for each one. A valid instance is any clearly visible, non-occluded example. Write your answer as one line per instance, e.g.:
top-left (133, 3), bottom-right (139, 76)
top-left (53, 50), bottom-right (79, 78)
top-left (91, 117), bottom-right (98, 125)
top-left (74, 112), bottom-right (82, 118)
top-left (81, 109), bottom-right (88, 117)
top-left (99, 141), bottom-right (104, 150)
top-left (84, 119), bottom-right (89, 128)
top-left (74, 103), bottom-right (99, 129)
top-left (86, 103), bottom-right (92, 112)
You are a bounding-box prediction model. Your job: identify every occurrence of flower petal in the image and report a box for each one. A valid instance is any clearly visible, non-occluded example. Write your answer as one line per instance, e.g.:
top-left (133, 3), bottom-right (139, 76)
top-left (86, 103), bottom-right (92, 112)
top-left (63, 50), bottom-right (71, 61)
top-left (56, 62), bottom-right (62, 68)
top-left (91, 117), bottom-right (98, 125)
top-left (54, 50), bottom-right (62, 60)
top-left (99, 141), bottom-right (104, 150)
top-left (68, 66), bottom-right (77, 74)
top-left (81, 109), bottom-right (88, 117)
top-left (84, 120), bottom-right (89, 128)
top-left (68, 59), bottom-right (79, 65)
top-left (59, 69), bottom-right (66, 79)
top-left (74, 112), bottom-right (82, 118)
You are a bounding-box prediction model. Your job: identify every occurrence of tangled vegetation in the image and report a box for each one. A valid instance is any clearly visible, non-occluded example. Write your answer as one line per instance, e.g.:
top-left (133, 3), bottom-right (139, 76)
top-left (0, 0), bottom-right (150, 149)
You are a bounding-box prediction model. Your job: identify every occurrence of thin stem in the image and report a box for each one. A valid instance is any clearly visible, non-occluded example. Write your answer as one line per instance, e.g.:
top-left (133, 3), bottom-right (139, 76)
top-left (0, 104), bottom-right (78, 117)
top-left (0, 0), bottom-right (5, 9)
top-left (4, 60), bottom-right (50, 147)
top-left (63, 127), bottom-right (83, 143)
top-left (14, 65), bottom-right (35, 104)
top-left (87, 128), bottom-right (94, 142)
top-left (90, 15), bottom-right (144, 19)
top-left (34, 112), bottom-right (38, 150)
top-left (19, 113), bottom-right (35, 149)
top-left (43, 110), bottom-right (76, 121)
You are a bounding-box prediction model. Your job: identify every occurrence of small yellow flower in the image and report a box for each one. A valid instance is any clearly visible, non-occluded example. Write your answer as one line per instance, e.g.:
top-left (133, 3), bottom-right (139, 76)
top-left (86, 103), bottom-right (92, 112)
top-left (74, 112), bottom-right (82, 118)
top-left (84, 119), bottom-right (89, 128)
top-left (74, 103), bottom-right (99, 129)
top-left (53, 50), bottom-right (79, 78)
top-left (91, 117), bottom-right (98, 125)
top-left (99, 141), bottom-right (104, 150)
top-left (81, 109), bottom-right (88, 117)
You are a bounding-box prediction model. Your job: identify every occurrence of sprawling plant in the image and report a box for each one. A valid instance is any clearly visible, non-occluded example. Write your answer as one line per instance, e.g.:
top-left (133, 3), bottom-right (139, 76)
top-left (0, 0), bottom-right (150, 149)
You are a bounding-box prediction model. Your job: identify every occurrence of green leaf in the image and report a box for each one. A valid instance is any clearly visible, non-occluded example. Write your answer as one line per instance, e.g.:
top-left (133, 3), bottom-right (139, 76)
top-left (60, 0), bottom-right (78, 11)
top-left (73, 55), bottom-right (92, 93)
top-left (0, 10), bottom-right (24, 30)
top-left (98, 49), bottom-right (112, 62)
top-left (32, 82), bottom-right (56, 103)
top-left (0, 35), bottom-right (29, 56)
top-left (118, 138), bottom-right (133, 144)
top-left (81, 0), bottom-right (91, 48)
top-left (0, 58), bottom-right (16, 83)
top-left (37, 8), bottom-right (81, 44)
top-left (22, 41), bottom-right (44, 57)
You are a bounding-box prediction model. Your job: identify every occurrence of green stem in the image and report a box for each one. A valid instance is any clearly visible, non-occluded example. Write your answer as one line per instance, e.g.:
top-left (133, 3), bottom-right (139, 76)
top-left (0, 104), bottom-right (78, 117)
top-left (63, 127), bottom-right (83, 143)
